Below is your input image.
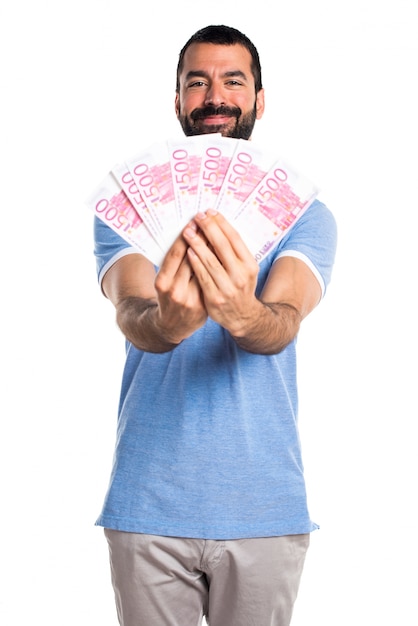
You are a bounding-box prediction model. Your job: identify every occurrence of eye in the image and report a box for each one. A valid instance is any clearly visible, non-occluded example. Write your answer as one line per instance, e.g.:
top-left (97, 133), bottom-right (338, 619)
top-left (225, 79), bottom-right (244, 88)
top-left (187, 80), bottom-right (207, 89)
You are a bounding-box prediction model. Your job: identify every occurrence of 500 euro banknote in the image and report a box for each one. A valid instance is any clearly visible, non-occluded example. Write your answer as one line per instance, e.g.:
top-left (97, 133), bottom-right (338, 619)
top-left (233, 158), bottom-right (319, 263)
top-left (87, 172), bottom-right (164, 266)
top-left (215, 139), bottom-right (276, 220)
top-left (112, 161), bottom-right (166, 250)
top-left (88, 136), bottom-right (321, 268)
top-left (126, 142), bottom-right (178, 248)
top-left (195, 134), bottom-right (238, 214)
top-left (167, 134), bottom-right (210, 226)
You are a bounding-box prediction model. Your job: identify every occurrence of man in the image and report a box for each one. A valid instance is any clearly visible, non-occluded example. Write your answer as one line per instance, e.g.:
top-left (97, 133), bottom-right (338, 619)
top-left (93, 25), bottom-right (337, 626)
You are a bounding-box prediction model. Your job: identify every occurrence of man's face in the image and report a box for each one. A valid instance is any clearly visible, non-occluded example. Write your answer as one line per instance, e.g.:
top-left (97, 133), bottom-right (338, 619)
top-left (175, 43), bottom-right (265, 140)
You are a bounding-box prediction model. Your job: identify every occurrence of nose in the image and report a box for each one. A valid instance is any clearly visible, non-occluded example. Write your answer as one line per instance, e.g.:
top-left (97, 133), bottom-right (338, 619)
top-left (204, 82), bottom-right (226, 106)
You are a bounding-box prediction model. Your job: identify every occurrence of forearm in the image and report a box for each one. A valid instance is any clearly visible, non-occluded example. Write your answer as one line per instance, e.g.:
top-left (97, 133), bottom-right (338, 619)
top-left (230, 300), bottom-right (301, 355)
top-left (116, 297), bottom-right (183, 353)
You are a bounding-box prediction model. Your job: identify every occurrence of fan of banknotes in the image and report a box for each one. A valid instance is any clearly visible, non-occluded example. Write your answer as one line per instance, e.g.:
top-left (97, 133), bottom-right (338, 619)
top-left (87, 134), bottom-right (319, 266)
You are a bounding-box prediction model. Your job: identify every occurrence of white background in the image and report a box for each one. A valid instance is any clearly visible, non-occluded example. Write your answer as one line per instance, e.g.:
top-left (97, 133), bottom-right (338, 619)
top-left (1, 1), bottom-right (417, 624)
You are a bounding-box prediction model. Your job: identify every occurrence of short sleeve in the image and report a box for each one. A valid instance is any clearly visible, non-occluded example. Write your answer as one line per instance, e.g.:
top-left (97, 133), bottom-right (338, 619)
top-left (271, 199), bottom-right (337, 296)
top-left (93, 216), bottom-right (138, 287)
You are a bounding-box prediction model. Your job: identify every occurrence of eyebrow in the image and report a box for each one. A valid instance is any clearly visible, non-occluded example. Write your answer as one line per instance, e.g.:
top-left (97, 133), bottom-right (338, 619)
top-left (185, 70), bottom-right (248, 82)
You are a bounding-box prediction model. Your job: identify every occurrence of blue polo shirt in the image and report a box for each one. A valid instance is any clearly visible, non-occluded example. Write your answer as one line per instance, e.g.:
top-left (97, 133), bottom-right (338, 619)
top-left (93, 199), bottom-right (337, 539)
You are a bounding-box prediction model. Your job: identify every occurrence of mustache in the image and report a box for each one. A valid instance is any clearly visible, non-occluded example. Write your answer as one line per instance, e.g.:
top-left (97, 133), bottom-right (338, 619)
top-left (190, 105), bottom-right (242, 121)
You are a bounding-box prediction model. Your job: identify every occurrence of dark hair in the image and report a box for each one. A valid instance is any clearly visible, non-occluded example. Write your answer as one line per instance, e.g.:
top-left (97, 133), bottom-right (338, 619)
top-left (176, 25), bottom-right (263, 93)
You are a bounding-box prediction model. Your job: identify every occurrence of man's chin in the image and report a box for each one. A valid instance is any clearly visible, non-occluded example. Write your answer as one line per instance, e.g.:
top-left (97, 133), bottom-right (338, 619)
top-left (199, 123), bottom-right (231, 135)
top-left (179, 116), bottom-right (235, 137)
top-left (179, 115), bottom-right (254, 140)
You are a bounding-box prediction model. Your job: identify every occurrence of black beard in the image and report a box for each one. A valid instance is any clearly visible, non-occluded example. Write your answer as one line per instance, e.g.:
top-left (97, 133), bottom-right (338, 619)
top-left (178, 103), bottom-right (257, 140)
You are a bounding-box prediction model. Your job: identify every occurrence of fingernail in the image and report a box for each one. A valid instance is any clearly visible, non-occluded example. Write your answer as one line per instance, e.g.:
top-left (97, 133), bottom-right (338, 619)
top-left (184, 226), bottom-right (196, 238)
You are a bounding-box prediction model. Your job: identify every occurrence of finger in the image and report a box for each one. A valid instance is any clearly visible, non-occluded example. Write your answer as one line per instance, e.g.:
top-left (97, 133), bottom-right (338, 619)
top-left (184, 222), bottom-right (225, 278)
top-left (177, 254), bottom-right (196, 282)
top-left (193, 210), bottom-right (252, 267)
top-left (186, 247), bottom-right (214, 297)
top-left (161, 233), bottom-right (188, 270)
top-left (155, 238), bottom-right (191, 300)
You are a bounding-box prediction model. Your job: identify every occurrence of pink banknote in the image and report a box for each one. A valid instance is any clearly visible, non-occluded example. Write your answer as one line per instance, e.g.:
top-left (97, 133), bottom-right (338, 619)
top-left (195, 135), bottom-right (238, 214)
top-left (87, 172), bottom-right (164, 266)
top-left (88, 136), bottom-right (320, 266)
top-left (126, 142), bottom-right (178, 247)
top-left (167, 134), bottom-right (210, 226)
top-left (233, 158), bottom-right (319, 262)
top-left (112, 161), bottom-right (166, 250)
top-left (215, 139), bottom-right (276, 220)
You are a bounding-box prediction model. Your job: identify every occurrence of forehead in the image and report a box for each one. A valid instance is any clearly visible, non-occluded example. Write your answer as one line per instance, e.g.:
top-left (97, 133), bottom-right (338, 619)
top-left (180, 42), bottom-right (254, 79)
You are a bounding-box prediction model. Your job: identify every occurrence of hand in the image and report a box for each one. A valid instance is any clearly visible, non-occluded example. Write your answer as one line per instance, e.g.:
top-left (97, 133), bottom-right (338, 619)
top-left (182, 210), bottom-right (260, 335)
top-left (154, 227), bottom-right (208, 343)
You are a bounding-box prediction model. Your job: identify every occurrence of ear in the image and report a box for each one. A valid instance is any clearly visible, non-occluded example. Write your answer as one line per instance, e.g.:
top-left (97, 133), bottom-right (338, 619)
top-left (255, 88), bottom-right (265, 120)
top-left (174, 93), bottom-right (180, 119)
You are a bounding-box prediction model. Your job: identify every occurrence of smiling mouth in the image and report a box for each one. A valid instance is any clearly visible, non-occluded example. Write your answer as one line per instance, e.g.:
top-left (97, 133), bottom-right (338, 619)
top-left (201, 115), bottom-right (233, 125)
top-left (191, 105), bottom-right (241, 124)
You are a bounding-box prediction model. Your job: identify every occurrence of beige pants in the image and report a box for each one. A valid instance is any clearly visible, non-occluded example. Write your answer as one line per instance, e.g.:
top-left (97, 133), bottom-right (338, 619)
top-left (104, 529), bottom-right (309, 626)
